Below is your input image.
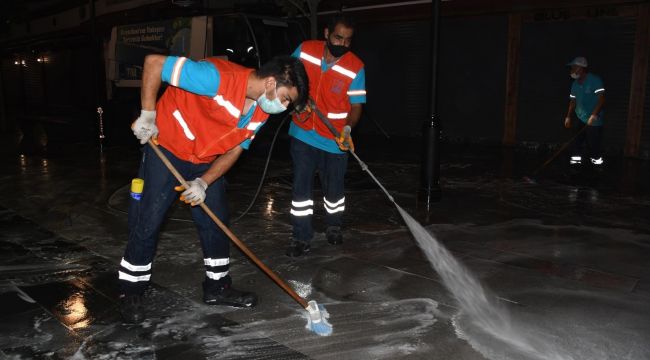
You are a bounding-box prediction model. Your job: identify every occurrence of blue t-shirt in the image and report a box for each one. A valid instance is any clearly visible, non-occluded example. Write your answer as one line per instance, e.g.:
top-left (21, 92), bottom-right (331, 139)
top-left (289, 44), bottom-right (366, 154)
top-left (161, 56), bottom-right (263, 149)
top-left (570, 73), bottom-right (605, 126)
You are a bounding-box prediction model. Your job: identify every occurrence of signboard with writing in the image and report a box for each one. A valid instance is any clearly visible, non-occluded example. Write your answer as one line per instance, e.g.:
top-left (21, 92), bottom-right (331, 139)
top-left (115, 18), bottom-right (192, 81)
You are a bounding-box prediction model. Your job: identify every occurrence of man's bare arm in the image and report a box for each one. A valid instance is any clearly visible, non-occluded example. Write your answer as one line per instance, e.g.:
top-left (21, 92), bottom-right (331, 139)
top-left (141, 54), bottom-right (167, 111)
top-left (347, 104), bottom-right (363, 128)
top-left (200, 146), bottom-right (244, 185)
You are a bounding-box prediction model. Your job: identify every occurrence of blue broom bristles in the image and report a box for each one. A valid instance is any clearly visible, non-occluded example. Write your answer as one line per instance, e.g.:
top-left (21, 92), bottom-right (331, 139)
top-left (306, 301), bottom-right (333, 336)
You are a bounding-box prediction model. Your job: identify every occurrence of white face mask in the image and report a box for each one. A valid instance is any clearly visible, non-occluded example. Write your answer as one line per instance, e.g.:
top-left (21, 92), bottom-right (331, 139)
top-left (257, 87), bottom-right (287, 114)
top-left (570, 72), bottom-right (580, 80)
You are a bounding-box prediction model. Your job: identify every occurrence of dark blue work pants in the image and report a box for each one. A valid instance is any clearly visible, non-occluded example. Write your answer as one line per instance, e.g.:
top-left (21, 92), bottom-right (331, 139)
top-left (290, 138), bottom-right (348, 243)
top-left (572, 121), bottom-right (603, 162)
top-left (119, 145), bottom-right (230, 295)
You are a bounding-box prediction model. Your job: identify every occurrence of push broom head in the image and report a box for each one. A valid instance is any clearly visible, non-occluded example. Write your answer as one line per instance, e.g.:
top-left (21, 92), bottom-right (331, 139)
top-left (306, 300), bottom-right (333, 336)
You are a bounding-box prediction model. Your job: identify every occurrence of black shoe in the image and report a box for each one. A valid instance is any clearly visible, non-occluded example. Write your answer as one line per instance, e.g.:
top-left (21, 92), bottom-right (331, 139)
top-left (286, 240), bottom-right (310, 257)
top-left (203, 282), bottom-right (258, 308)
top-left (326, 227), bottom-right (343, 245)
top-left (119, 294), bottom-right (145, 324)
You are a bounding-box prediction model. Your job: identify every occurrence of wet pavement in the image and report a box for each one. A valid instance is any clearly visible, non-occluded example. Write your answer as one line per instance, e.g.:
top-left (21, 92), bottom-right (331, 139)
top-left (1, 132), bottom-right (649, 359)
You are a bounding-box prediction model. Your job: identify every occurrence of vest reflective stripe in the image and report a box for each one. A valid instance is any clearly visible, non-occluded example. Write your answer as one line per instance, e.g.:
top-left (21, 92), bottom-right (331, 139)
top-left (291, 208), bottom-right (313, 216)
top-left (172, 110), bottom-right (196, 140)
top-left (118, 271), bottom-right (151, 283)
top-left (292, 199), bottom-right (314, 207)
top-left (594, 88), bottom-right (605, 93)
top-left (204, 258), bottom-right (229, 266)
top-left (328, 112), bottom-right (348, 119)
top-left (300, 52), bottom-right (321, 66)
top-left (120, 258), bottom-right (152, 272)
top-left (591, 157), bottom-right (604, 165)
top-left (332, 64), bottom-right (357, 79)
top-left (170, 57), bottom-right (187, 87)
top-left (246, 121), bottom-right (262, 131)
top-left (214, 95), bottom-right (241, 118)
top-left (347, 90), bottom-right (366, 96)
top-left (206, 270), bottom-right (229, 280)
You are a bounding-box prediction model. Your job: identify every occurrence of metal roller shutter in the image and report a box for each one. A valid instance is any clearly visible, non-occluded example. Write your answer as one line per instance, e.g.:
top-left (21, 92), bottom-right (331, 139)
top-left (438, 15), bottom-right (507, 143)
top-left (641, 55), bottom-right (650, 159)
top-left (22, 54), bottom-right (46, 109)
top-left (354, 15), bottom-right (507, 141)
top-left (354, 20), bottom-right (430, 137)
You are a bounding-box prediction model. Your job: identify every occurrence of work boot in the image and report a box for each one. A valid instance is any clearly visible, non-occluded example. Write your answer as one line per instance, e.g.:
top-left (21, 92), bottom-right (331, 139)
top-left (591, 157), bottom-right (604, 171)
top-left (285, 239), bottom-right (310, 257)
top-left (326, 226), bottom-right (343, 245)
top-left (119, 294), bottom-right (145, 324)
top-left (203, 280), bottom-right (258, 308)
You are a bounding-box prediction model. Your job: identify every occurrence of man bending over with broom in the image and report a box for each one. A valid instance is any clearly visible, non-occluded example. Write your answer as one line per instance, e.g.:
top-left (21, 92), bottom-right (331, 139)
top-left (118, 53), bottom-right (309, 324)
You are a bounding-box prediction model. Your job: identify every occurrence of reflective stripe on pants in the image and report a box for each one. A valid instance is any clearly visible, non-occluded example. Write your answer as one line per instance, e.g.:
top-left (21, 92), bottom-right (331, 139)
top-left (290, 138), bottom-right (348, 242)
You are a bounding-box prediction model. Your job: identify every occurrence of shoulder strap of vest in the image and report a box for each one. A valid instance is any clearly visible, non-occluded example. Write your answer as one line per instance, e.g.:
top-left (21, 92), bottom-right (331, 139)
top-left (338, 51), bottom-right (364, 72)
top-left (301, 40), bottom-right (326, 58)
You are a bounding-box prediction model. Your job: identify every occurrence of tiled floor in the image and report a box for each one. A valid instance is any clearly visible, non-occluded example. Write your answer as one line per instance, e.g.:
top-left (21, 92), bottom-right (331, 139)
top-left (1, 138), bottom-right (649, 359)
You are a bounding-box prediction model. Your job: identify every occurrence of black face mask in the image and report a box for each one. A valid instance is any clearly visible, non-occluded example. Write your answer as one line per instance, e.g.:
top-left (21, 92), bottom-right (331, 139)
top-left (327, 40), bottom-right (350, 58)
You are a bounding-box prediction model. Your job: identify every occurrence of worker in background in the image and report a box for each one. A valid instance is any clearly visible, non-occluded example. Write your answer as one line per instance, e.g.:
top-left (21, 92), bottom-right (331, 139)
top-left (119, 54), bottom-right (309, 323)
top-left (286, 15), bottom-right (366, 257)
top-left (564, 56), bottom-right (605, 168)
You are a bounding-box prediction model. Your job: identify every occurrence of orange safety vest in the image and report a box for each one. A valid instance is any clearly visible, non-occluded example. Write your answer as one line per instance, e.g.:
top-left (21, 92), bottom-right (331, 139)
top-left (292, 40), bottom-right (364, 139)
top-left (155, 58), bottom-right (268, 164)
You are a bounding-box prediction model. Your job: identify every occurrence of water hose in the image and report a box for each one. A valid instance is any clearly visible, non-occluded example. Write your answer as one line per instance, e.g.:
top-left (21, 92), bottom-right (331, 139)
top-left (232, 112), bottom-right (290, 223)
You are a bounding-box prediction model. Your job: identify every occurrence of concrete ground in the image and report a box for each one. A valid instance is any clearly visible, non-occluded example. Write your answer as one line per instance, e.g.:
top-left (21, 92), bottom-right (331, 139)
top-left (1, 128), bottom-right (649, 359)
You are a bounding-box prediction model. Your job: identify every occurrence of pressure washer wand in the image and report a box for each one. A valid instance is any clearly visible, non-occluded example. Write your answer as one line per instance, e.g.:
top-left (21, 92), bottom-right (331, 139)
top-left (344, 127), bottom-right (394, 203)
top-left (310, 102), bottom-right (395, 204)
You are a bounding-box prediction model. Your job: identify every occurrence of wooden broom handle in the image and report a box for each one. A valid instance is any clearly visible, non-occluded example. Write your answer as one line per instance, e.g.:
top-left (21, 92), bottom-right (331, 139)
top-left (148, 141), bottom-right (308, 309)
top-left (532, 124), bottom-right (589, 176)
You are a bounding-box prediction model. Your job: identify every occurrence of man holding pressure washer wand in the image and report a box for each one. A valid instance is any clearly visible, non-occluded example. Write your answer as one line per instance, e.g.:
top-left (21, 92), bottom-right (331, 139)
top-left (286, 15), bottom-right (366, 257)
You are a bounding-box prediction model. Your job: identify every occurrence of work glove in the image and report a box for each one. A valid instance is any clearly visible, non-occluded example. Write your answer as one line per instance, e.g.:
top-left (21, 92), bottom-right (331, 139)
top-left (335, 127), bottom-right (354, 152)
top-left (131, 110), bottom-right (158, 145)
top-left (564, 116), bottom-right (571, 129)
top-left (175, 178), bottom-right (208, 206)
top-left (587, 114), bottom-right (598, 126)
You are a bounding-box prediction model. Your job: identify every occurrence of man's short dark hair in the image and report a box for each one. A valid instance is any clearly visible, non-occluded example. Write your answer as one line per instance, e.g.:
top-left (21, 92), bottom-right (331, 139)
top-left (257, 55), bottom-right (309, 110)
top-left (326, 14), bottom-right (356, 33)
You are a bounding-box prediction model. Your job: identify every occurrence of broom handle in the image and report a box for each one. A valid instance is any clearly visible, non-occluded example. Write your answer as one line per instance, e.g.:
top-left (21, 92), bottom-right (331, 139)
top-left (531, 124), bottom-right (589, 176)
top-left (148, 140), bottom-right (309, 309)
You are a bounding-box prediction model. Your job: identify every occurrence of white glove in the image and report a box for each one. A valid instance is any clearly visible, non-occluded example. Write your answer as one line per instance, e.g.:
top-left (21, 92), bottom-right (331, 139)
top-left (132, 110), bottom-right (158, 144)
top-left (587, 114), bottom-right (598, 126)
top-left (175, 178), bottom-right (208, 206)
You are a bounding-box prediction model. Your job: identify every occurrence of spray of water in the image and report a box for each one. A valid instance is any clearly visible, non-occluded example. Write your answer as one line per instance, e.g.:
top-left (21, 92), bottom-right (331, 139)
top-left (396, 205), bottom-right (573, 360)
